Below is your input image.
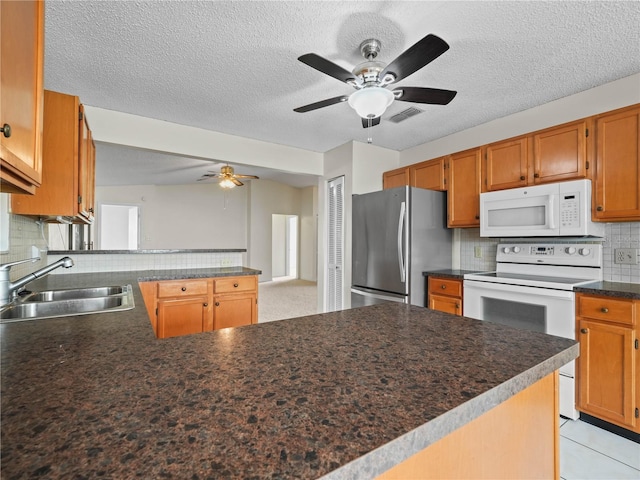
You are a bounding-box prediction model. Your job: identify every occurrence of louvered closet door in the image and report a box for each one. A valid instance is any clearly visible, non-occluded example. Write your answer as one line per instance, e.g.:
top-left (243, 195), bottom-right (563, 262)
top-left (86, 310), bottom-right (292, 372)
top-left (327, 176), bottom-right (344, 311)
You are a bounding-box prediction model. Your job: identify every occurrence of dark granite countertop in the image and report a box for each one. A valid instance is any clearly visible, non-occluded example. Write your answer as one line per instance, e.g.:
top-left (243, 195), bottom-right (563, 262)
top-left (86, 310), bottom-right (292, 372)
top-left (422, 269), bottom-right (485, 280)
top-left (574, 281), bottom-right (640, 300)
top-left (1, 271), bottom-right (577, 479)
top-left (48, 249), bottom-right (247, 255)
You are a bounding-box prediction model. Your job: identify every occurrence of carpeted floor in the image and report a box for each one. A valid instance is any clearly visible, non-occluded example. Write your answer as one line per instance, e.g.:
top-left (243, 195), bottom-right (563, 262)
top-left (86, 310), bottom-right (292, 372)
top-left (258, 278), bottom-right (318, 322)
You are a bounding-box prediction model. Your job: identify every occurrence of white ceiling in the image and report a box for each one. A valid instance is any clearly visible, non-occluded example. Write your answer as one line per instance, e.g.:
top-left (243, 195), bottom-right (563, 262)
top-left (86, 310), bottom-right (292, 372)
top-left (44, 1), bottom-right (640, 187)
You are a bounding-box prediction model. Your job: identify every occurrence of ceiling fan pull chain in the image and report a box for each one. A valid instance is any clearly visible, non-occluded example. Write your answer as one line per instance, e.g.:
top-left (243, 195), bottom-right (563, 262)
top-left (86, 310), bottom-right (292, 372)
top-left (367, 117), bottom-right (373, 144)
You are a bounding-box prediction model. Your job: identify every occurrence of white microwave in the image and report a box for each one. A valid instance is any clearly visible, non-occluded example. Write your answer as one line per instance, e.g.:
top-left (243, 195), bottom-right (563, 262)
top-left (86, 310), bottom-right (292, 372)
top-left (480, 179), bottom-right (604, 237)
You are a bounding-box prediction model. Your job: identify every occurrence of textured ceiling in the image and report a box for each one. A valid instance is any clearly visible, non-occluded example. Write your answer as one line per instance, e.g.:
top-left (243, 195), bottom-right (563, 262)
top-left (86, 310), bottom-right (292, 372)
top-left (44, 1), bottom-right (640, 187)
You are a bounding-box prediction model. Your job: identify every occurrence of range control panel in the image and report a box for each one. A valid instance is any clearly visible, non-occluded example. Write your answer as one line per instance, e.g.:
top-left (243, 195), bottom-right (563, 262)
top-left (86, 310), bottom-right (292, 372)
top-left (496, 243), bottom-right (602, 267)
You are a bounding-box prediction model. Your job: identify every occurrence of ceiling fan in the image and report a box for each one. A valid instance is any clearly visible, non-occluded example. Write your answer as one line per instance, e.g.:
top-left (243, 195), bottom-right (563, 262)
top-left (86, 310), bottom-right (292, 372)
top-left (199, 165), bottom-right (259, 188)
top-left (294, 34), bottom-right (457, 128)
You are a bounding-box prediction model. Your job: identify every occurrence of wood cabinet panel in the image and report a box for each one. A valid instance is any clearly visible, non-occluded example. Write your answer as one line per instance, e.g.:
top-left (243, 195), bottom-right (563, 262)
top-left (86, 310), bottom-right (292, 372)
top-left (157, 279), bottom-right (209, 298)
top-left (594, 105), bottom-right (640, 221)
top-left (158, 296), bottom-right (209, 339)
top-left (533, 119), bottom-right (590, 184)
top-left (577, 295), bottom-right (635, 325)
top-left (214, 293), bottom-right (257, 330)
top-left (427, 277), bottom-right (463, 316)
top-left (383, 167), bottom-right (409, 189)
top-left (428, 294), bottom-right (461, 316)
top-left (428, 277), bottom-right (462, 297)
top-left (447, 148), bottom-right (482, 227)
top-left (410, 157), bottom-right (446, 191)
top-left (0, 0), bottom-right (44, 194)
top-left (214, 275), bottom-right (257, 294)
top-left (485, 137), bottom-right (529, 191)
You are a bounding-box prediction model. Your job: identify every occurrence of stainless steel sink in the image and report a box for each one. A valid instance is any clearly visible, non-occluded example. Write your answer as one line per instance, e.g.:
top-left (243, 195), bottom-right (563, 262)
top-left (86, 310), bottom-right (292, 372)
top-left (0, 284), bottom-right (135, 323)
top-left (22, 285), bottom-right (126, 302)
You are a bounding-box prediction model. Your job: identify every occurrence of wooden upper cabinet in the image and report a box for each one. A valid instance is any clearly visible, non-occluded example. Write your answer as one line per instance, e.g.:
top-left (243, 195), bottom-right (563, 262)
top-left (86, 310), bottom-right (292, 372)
top-left (0, 0), bottom-right (44, 194)
top-left (383, 167), bottom-right (409, 189)
top-left (532, 119), bottom-right (591, 184)
top-left (410, 157), bottom-right (447, 191)
top-left (484, 137), bottom-right (529, 191)
top-left (593, 105), bottom-right (640, 221)
top-left (12, 90), bottom-right (96, 223)
top-left (448, 148), bottom-right (482, 227)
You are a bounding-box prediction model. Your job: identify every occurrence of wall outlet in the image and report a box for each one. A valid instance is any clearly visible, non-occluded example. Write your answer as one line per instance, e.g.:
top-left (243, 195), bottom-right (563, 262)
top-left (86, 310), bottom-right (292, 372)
top-left (474, 246), bottom-right (483, 258)
top-left (614, 248), bottom-right (639, 265)
top-left (221, 258), bottom-right (233, 266)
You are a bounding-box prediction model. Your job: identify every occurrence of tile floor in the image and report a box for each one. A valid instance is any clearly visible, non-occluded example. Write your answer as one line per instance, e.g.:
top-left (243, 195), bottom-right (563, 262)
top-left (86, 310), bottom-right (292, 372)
top-left (560, 418), bottom-right (640, 479)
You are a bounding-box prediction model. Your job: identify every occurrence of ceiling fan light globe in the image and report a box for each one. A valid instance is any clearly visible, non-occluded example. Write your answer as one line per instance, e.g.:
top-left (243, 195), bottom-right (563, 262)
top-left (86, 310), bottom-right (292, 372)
top-left (219, 178), bottom-right (236, 189)
top-left (348, 87), bottom-right (394, 119)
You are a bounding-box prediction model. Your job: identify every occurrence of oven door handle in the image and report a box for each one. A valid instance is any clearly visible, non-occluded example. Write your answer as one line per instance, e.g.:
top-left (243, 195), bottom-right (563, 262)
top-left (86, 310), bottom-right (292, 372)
top-left (463, 280), bottom-right (574, 299)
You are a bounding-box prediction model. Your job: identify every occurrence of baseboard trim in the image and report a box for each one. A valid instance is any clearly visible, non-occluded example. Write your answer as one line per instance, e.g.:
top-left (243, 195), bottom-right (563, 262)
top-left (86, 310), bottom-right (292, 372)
top-left (579, 413), bottom-right (639, 444)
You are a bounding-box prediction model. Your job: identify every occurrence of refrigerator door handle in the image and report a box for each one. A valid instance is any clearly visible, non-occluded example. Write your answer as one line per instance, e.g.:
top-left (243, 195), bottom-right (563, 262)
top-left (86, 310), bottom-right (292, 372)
top-left (397, 201), bottom-right (406, 282)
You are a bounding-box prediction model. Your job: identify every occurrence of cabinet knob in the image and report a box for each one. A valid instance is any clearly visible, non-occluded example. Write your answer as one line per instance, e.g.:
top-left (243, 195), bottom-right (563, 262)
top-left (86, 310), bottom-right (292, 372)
top-left (455, 303), bottom-right (460, 309)
top-left (596, 206), bottom-right (603, 212)
top-left (600, 307), bottom-right (609, 313)
top-left (215, 302), bottom-right (220, 307)
top-left (580, 328), bottom-right (588, 334)
top-left (475, 215), bottom-right (480, 220)
top-left (233, 283), bottom-right (239, 288)
top-left (1, 123), bottom-right (11, 138)
top-left (520, 175), bottom-right (525, 181)
top-left (441, 284), bottom-right (446, 289)
top-left (203, 303), bottom-right (208, 307)
top-left (181, 287), bottom-right (187, 291)
top-left (534, 173), bottom-right (540, 178)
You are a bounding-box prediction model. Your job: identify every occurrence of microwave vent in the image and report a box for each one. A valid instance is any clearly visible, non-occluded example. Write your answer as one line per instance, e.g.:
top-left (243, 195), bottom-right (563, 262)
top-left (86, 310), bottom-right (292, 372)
top-left (388, 107), bottom-right (423, 124)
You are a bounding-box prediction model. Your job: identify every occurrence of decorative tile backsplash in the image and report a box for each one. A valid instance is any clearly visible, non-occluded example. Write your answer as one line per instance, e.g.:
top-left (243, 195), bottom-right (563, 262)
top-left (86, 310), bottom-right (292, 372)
top-left (0, 215), bottom-right (48, 280)
top-left (459, 222), bottom-right (640, 284)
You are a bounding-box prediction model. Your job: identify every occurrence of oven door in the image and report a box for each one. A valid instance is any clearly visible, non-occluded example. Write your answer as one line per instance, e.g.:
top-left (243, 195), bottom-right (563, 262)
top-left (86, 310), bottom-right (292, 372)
top-left (464, 279), bottom-right (578, 419)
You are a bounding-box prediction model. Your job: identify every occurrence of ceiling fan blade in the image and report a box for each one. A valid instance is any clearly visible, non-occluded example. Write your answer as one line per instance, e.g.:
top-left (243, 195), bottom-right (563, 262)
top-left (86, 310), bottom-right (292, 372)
top-left (234, 174), bottom-right (259, 179)
top-left (361, 116), bottom-right (381, 129)
top-left (232, 178), bottom-right (244, 186)
top-left (298, 53), bottom-right (356, 84)
top-left (294, 95), bottom-right (349, 113)
top-left (393, 87), bottom-right (457, 105)
top-left (381, 34), bottom-right (449, 84)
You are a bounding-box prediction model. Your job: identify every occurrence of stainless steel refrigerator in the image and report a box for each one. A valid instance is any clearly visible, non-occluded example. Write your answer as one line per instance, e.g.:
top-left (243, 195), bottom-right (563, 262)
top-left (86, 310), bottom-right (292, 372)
top-left (351, 186), bottom-right (452, 307)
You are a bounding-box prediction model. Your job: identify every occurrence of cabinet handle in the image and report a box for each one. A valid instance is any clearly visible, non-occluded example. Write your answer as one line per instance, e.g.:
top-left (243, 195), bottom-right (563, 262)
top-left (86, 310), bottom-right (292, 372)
top-left (233, 283), bottom-right (239, 288)
top-left (596, 206), bottom-right (603, 212)
top-left (580, 328), bottom-right (588, 334)
top-left (215, 302), bottom-right (220, 307)
top-left (600, 307), bottom-right (609, 313)
top-left (475, 215), bottom-right (480, 220)
top-left (1, 123), bottom-right (11, 138)
top-left (455, 303), bottom-right (460, 309)
top-left (534, 173), bottom-right (540, 178)
top-left (181, 287), bottom-right (187, 291)
top-left (520, 175), bottom-right (525, 181)
top-left (441, 284), bottom-right (446, 289)
top-left (203, 303), bottom-right (208, 307)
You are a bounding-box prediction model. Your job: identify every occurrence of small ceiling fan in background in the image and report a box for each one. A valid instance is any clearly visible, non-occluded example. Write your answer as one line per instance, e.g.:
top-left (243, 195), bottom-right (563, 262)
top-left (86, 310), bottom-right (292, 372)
top-left (294, 34), bottom-right (457, 128)
top-left (199, 165), bottom-right (259, 188)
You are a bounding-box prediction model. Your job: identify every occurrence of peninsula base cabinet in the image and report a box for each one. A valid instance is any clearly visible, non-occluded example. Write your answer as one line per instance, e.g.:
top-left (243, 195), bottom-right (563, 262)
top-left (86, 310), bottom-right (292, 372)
top-left (576, 293), bottom-right (639, 434)
top-left (378, 373), bottom-right (559, 479)
top-left (427, 276), bottom-right (462, 316)
top-left (140, 276), bottom-right (258, 339)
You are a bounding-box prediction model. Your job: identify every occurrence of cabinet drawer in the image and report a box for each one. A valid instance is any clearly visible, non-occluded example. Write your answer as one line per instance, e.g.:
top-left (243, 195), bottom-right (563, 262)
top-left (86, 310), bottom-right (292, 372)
top-left (428, 277), bottom-right (462, 298)
top-left (157, 279), bottom-right (209, 298)
top-left (577, 295), bottom-right (635, 325)
top-left (214, 276), bottom-right (256, 293)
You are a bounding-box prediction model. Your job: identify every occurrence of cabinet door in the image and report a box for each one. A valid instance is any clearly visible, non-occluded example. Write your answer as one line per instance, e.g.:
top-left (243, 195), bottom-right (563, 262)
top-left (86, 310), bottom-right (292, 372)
top-left (214, 293), bottom-right (256, 330)
top-left (485, 137), bottom-right (528, 191)
top-left (410, 157), bottom-right (446, 191)
top-left (532, 119), bottom-right (590, 185)
top-left (77, 105), bottom-right (93, 222)
top-left (0, 0), bottom-right (44, 194)
top-left (448, 148), bottom-right (482, 227)
top-left (577, 319), bottom-right (636, 430)
top-left (157, 296), bottom-right (209, 339)
top-left (594, 105), bottom-right (640, 221)
top-left (428, 294), bottom-right (462, 316)
top-left (383, 167), bottom-right (409, 189)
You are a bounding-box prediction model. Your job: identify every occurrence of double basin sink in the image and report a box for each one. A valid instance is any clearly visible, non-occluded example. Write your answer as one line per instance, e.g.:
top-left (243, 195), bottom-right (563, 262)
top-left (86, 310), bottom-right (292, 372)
top-left (0, 285), bottom-right (135, 323)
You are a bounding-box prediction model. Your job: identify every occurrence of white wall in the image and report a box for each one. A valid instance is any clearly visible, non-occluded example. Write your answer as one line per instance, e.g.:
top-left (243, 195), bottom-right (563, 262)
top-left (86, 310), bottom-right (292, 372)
top-left (299, 186), bottom-right (317, 282)
top-left (271, 214), bottom-right (287, 277)
top-left (352, 141), bottom-right (399, 194)
top-left (400, 73), bottom-right (640, 165)
top-left (95, 183), bottom-right (248, 249)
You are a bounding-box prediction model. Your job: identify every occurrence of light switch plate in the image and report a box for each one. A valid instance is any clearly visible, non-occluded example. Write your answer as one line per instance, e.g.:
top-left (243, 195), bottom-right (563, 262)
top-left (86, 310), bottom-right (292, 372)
top-left (614, 248), bottom-right (639, 265)
top-left (474, 246), bottom-right (483, 258)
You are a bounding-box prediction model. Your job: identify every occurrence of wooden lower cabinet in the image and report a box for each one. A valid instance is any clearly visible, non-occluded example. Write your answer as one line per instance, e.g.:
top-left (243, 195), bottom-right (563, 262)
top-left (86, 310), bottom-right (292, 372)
top-left (427, 276), bottom-right (462, 316)
top-left (378, 373), bottom-right (559, 479)
top-left (576, 293), bottom-right (639, 433)
top-left (140, 275), bottom-right (258, 339)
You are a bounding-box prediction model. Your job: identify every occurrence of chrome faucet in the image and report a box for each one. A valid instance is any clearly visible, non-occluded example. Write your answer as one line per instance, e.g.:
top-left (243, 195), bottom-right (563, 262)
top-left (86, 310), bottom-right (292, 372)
top-left (0, 256), bottom-right (74, 307)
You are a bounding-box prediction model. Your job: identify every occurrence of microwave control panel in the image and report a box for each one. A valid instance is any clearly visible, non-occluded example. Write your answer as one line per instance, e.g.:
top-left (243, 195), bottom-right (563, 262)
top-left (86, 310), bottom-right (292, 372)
top-left (560, 193), bottom-right (580, 228)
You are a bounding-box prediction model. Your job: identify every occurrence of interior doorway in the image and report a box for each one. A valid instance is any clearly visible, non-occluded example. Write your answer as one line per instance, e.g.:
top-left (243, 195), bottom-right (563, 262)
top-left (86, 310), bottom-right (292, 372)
top-left (272, 214), bottom-right (298, 280)
top-left (99, 204), bottom-right (140, 250)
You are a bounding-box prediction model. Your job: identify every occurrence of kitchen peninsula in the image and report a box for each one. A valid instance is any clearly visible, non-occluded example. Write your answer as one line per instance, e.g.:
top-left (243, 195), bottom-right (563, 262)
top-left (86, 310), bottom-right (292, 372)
top-left (0, 271), bottom-right (577, 479)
